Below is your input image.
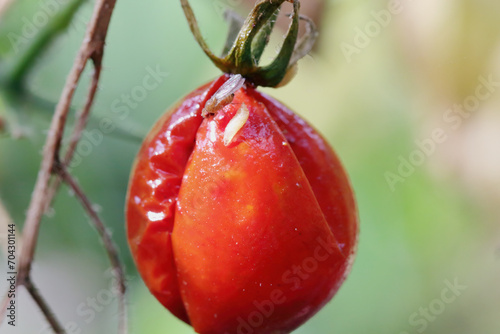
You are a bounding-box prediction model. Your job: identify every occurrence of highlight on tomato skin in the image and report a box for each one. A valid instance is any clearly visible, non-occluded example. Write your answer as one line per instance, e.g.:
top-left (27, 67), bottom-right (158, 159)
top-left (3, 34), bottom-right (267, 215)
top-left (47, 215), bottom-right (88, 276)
top-left (126, 75), bottom-right (358, 334)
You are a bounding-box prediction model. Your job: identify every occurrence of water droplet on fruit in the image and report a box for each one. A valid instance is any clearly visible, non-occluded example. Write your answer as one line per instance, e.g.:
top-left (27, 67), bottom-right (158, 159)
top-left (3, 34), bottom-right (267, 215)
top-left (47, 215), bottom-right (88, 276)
top-left (147, 211), bottom-right (165, 222)
top-left (147, 178), bottom-right (162, 189)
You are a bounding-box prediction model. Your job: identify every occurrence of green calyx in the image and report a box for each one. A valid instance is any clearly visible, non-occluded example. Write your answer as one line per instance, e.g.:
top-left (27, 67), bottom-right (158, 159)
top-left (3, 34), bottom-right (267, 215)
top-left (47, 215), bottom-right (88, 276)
top-left (180, 0), bottom-right (317, 88)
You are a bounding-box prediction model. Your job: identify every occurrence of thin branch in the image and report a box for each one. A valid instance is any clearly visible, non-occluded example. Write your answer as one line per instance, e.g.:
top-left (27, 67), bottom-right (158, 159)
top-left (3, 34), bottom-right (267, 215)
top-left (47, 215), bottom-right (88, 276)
top-left (55, 163), bottom-right (127, 334)
top-left (0, 208), bottom-right (64, 332)
top-left (43, 62), bottom-right (101, 214)
top-left (18, 0), bottom-right (117, 285)
top-left (10, 0), bottom-right (122, 333)
top-left (0, 202), bottom-right (62, 331)
top-left (65, 60), bottom-right (102, 162)
top-left (24, 277), bottom-right (66, 334)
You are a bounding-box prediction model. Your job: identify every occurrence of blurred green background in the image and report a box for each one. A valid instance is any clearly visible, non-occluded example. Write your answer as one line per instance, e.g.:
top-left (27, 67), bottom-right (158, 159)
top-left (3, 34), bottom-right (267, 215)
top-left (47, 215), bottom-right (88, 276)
top-left (1, 0), bottom-right (499, 333)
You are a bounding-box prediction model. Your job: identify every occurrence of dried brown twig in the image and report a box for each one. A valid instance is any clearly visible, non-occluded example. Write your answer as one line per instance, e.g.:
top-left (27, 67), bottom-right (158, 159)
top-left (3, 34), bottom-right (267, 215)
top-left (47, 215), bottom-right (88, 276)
top-left (24, 277), bottom-right (66, 333)
top-left (55, 163), bottom-right (127, 333)
top-left (17, 0), bottom-right (117, 278)
top-left (42, 60), bottom-right (102, 214)
top-left (0, 0), bottom-right (127, 333)
top-left (1, 202), bottom-right (63, 332)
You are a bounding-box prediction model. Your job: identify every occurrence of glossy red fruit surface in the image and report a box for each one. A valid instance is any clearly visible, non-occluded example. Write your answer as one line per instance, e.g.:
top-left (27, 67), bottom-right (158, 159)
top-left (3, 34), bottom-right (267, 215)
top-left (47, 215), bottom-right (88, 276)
top-left (126, 75), bottom-right (358, 334)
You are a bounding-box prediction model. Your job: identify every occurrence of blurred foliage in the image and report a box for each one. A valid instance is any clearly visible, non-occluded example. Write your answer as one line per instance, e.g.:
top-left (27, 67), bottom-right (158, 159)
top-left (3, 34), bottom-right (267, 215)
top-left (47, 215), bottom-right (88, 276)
top-left (0, 0), bottom-right (499, 333)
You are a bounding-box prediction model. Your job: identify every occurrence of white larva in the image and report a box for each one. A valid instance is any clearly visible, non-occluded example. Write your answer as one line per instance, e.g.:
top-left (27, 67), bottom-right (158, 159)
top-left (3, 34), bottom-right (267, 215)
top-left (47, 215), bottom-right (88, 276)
top-left (223, 103), bottom-right (249, 146)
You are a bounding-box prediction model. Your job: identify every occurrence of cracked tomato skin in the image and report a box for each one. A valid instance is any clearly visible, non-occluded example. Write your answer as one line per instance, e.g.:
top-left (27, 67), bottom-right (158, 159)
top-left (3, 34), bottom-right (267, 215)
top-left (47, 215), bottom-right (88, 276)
top-left (126, 75), bottom-right (358, 334)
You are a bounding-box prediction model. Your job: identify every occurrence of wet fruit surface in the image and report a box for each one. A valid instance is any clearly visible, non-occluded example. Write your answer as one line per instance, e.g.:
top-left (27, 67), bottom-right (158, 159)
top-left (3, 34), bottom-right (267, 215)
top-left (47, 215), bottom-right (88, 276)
top-left (126, 75), bottom-right (358, 333)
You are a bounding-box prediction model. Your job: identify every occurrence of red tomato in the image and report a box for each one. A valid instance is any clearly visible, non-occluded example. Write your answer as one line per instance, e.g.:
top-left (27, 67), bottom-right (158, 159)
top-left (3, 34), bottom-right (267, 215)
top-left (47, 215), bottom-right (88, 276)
top-left (126, 75), bottom-right (358, 334)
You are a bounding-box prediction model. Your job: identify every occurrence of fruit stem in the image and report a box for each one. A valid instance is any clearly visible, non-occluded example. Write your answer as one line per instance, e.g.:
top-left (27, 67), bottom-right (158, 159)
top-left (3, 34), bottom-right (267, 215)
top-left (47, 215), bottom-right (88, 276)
top-left (180, 0), bottom-right (317, 88)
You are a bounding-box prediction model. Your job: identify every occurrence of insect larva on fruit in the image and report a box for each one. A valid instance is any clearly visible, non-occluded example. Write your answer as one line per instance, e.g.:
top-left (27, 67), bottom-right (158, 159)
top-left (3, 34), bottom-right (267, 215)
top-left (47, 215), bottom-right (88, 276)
top-left (223, 103), bottom-right (249, 146)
